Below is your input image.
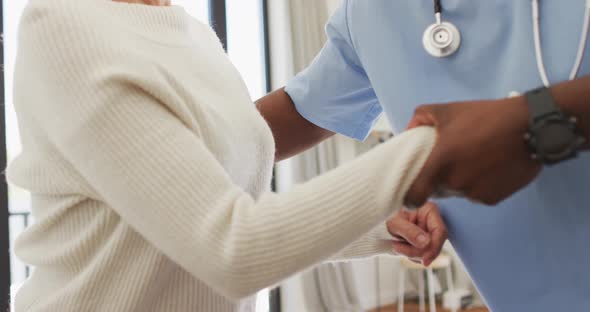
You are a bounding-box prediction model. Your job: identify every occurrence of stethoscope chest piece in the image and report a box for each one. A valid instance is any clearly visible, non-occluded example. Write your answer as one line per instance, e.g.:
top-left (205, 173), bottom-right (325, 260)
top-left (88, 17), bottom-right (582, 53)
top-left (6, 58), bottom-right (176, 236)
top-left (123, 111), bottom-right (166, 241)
top-left (423, 20), bottom-right (461, 58)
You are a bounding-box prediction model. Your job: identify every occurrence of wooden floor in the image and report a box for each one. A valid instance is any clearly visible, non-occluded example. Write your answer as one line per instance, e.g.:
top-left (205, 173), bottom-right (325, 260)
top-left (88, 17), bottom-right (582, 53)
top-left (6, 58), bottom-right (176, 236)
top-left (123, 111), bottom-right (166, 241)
top-left (369, 302), bottom-right (489, 312)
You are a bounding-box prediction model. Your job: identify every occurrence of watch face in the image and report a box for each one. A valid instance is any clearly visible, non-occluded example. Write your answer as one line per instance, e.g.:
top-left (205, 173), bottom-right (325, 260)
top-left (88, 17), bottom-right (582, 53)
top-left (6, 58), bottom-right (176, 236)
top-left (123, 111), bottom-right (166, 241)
top-left (536, 121), bottom-right (577, 156)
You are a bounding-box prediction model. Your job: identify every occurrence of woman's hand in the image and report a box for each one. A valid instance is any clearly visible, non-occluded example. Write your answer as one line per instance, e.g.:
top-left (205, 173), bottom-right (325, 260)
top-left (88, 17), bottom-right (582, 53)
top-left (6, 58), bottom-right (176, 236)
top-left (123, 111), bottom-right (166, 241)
top-left (387, 202), bottom-right (448, 266)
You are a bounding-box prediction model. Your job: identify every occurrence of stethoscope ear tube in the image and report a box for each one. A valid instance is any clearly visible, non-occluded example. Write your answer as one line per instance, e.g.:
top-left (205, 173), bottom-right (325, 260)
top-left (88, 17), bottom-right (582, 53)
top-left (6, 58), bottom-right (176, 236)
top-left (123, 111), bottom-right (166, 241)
top-left (434, 0), bottom-right (442, 14)
top-left (532, 0), bottom-right (590, 87)
top-left (425, 0), bottom-right (590, 87)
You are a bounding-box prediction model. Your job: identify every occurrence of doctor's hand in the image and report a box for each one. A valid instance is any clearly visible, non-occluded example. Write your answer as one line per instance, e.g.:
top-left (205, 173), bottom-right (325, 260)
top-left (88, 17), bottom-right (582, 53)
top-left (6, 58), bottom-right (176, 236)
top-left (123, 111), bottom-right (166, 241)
top-left (405, 96), bottom-right (543, 207)
top-left (387, 202), bottom-right (447, 266)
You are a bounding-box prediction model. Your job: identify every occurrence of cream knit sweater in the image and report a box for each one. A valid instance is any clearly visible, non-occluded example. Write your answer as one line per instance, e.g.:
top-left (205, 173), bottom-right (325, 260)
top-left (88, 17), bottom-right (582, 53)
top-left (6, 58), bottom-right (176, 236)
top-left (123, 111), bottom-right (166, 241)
top-left (7, 0), bottom-right (436, 311)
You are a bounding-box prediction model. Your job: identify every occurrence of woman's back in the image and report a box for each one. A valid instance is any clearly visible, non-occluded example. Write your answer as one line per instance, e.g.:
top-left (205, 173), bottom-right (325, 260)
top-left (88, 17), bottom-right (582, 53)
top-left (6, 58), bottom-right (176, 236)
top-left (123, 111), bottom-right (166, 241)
top-left (9, 0), bottom-right (273, 310)
top-left (7, 1), bottom-right (435, 311)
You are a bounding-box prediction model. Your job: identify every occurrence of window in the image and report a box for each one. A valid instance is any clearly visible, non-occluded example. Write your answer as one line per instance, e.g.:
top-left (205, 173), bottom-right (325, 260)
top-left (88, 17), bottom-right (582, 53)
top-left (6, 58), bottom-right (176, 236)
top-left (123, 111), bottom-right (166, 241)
top-left (2, 1), bottom-right (271, 311)
top-left (225, 3), bottom-right (271, 310)
top-left (226, 0), bottom-right (268, 100)
top-left (5, 0), bottom-right (32, 289)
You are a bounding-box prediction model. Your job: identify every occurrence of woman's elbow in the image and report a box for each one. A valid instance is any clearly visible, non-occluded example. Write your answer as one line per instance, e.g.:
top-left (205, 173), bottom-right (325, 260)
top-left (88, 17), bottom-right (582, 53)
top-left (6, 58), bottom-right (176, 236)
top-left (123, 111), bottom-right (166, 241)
top-left (212, 255), bottom-right (268, 300)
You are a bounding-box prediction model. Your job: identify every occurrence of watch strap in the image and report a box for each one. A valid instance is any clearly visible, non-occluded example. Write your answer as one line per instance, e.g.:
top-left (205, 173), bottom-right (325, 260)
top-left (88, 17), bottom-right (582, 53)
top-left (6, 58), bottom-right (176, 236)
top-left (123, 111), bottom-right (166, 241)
top-left (525, 86), bottom-right (561, 123)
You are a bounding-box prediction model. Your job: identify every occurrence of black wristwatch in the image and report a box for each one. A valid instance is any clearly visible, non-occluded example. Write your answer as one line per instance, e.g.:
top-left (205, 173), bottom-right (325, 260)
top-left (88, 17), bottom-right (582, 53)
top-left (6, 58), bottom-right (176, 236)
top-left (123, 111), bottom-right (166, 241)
top-left (524, 86), bottom-right (586, 165)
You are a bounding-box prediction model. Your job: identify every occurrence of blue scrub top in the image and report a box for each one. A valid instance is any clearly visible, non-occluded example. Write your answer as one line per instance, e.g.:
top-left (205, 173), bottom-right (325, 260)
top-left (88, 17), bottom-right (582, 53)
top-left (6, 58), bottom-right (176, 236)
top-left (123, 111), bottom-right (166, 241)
top-left (285, 0), bottom-right (590, 311)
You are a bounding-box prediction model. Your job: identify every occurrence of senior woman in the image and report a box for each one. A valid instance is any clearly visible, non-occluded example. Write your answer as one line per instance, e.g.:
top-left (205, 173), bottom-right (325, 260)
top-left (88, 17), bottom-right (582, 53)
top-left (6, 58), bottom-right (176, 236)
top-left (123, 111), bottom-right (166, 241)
top-left (6, 0), bottom-right (442, 311)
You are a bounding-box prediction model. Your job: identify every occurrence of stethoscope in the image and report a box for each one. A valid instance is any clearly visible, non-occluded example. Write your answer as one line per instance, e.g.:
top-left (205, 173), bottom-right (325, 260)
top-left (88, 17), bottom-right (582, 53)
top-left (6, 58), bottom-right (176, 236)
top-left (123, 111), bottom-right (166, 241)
top-left (423, 0), bottom-right (590, 87)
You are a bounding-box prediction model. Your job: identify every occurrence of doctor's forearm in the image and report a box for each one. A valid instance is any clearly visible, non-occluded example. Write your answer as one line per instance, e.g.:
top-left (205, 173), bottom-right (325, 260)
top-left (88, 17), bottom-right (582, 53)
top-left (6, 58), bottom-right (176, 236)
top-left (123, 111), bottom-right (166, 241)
top-left (551, 75), bottom-right (590, 145)
top-left (256, 88), bottom-right (335, 161)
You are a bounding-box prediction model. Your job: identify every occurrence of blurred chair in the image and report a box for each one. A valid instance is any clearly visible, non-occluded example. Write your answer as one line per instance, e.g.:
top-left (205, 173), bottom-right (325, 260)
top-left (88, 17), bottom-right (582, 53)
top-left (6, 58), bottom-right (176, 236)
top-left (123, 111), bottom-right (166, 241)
top-left (397, 253), bottom-right (455, 312)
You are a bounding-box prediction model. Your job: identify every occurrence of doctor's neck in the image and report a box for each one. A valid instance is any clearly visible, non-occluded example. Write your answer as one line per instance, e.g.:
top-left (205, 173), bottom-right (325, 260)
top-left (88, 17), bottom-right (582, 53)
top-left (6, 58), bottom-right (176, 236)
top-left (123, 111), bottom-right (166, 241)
top-left (112, 0), bottom-right (171, 6)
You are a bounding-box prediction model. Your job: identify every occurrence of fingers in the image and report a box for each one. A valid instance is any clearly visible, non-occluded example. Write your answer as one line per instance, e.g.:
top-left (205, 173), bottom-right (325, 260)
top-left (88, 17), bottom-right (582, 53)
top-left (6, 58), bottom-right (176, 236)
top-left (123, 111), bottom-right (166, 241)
top-left (408, 209), bottom-right (418, 224)
top-left (412, 203), bottom-right (448, 266)
top-left (422, 226), bottom-right (447, 266)
top-left (389, 203), bottom-right (449, 266)
top-left (387, 214), bottom-right (430, 249)
top-left (406, 114), bottom-right (433, 130)
top-left (393, 242), bottom-right (427, 259)
top-left (406, 105), bottom-right (440, 130)
top-left (389, 207), bottom-right (430, 263)
top-left (417, 202), bottom-right (443, 233)
top-left (421, 203), bottom-right (448, 265)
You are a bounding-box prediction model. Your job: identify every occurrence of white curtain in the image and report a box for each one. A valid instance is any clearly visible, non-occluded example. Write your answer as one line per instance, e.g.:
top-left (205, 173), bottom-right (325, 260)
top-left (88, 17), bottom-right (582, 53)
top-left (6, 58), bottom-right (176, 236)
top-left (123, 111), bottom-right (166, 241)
top-left (266, 1), bottom-right (479, 311)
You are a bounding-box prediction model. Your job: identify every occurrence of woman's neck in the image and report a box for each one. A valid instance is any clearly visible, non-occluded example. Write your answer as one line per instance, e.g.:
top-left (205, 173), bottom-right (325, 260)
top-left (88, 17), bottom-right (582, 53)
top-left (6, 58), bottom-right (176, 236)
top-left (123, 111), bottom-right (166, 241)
top-left (112, 0), bottom-right (171, 6)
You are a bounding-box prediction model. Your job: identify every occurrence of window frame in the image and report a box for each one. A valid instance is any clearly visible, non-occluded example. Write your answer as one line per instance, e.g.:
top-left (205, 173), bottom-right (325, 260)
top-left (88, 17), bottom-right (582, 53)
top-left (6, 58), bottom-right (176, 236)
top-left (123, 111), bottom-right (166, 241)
top-left (1, 0), bottom-right (11, 309)
top-left (209, 0), bottom-right (227, 51)
top-left (260, 3), bottom-right (282, 311)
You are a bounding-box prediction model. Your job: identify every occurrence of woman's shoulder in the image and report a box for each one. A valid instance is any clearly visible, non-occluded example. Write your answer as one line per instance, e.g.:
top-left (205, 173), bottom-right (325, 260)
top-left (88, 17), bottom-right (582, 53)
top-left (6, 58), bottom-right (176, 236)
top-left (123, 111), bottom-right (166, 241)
top-left (19, 0), bottom-right (116, 53)
top-left (20, 0), bottom-right (202, 58)
top-left (21, 0), bottom-right (96, 29)
top-left (19, 0), bottom-right (165, 68)
top-left (16, 0), bottom-right (224, 99)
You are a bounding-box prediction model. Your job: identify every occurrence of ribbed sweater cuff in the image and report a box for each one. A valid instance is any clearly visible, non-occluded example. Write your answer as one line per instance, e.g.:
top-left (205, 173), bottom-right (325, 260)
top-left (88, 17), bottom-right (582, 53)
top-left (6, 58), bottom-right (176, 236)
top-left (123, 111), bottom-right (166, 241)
top-left (329, 223), bottom-right (396, 261)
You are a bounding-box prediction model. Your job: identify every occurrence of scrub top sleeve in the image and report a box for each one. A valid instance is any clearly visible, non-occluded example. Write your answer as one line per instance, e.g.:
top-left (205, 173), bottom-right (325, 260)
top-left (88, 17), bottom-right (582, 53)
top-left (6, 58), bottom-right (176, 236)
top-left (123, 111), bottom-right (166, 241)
top-left (284, 0), bottom-right (381, 141)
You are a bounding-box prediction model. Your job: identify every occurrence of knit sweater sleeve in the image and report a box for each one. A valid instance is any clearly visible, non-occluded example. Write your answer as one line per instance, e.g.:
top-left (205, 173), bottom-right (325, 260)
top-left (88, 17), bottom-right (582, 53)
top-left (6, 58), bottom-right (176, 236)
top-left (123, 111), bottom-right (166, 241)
top-left (16, 2), bottom-right (436, 300)
top-left (329, 223), bottom-right (398, 261)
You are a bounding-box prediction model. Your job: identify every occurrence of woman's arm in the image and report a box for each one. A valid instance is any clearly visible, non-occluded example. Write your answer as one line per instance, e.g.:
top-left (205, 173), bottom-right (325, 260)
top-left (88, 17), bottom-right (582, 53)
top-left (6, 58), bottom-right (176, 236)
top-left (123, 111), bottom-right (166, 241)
top-left (328, 223), bottom-right (395, 261)
top-left (21, 35), bottom-right (434, 304)
top-left (17, 0), bottom-right (435, 301)
top-left (256, 91), bottom-right (448, 265)
top-left (38, 84), bottom-right (434, 299)
top-left (329, 202), bottom-right (447, 267)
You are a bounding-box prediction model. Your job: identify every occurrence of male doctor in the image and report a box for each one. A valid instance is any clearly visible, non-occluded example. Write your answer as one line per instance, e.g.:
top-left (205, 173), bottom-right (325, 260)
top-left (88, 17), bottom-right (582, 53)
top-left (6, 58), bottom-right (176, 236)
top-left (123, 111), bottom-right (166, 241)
top-left (257, 0), bottom-right (590, 310)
